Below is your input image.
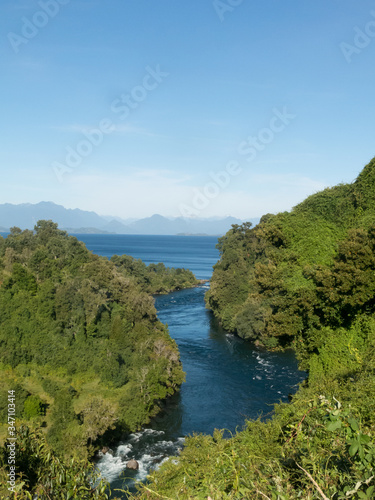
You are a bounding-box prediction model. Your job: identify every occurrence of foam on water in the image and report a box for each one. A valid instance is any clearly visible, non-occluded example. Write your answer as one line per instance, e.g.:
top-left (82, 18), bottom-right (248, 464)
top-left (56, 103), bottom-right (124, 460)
top-left (96, 429), bottom-right (185, 491)
top-left (96, 452), bottom-right (128, 484)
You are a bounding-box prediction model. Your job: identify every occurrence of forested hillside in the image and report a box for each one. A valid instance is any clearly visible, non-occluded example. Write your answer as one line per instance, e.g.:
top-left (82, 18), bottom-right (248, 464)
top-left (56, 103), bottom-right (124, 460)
top-left (130, 158), bottom-right (375, 499)
top-left (206, 157), bottom-right (375, 353)
top-left (0, 222), bottom-right (188, 498)
top-left (110, 254), bottom-right (198, 294)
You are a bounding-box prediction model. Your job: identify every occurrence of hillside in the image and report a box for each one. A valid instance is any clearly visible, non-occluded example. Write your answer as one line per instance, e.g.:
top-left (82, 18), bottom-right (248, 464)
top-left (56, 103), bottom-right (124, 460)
top-left (206, 157), bottom-right (375, 350)
top-left (2, 159), bottom-right (375, 499)
top-left (129, 157), bottom-right (375, 499)
top-left (0, 222), bottom-right (187, 471)
top-left (110, 254), bottom-right (199, 294)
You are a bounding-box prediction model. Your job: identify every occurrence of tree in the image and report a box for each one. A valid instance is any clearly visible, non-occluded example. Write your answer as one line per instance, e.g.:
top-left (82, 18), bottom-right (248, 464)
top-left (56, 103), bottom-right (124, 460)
top-left (81, 397), bottom-right (118, 444)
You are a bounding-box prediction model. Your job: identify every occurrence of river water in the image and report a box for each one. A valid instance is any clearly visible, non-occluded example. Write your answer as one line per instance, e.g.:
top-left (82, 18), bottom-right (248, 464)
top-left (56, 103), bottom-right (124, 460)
top-left (76, 234), bottom-right (305, 495)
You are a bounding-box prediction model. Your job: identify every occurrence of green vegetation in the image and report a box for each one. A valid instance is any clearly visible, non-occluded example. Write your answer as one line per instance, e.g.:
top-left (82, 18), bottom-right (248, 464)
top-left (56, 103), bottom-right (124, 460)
top-left (0, 221), bottom-right (187, 498)
top-left (128, 158), bottom-right (375, 498)
top-left (206, 157), bottom-right (375, 350)
top-left (0, 425), bottom-right (117, 500)
top-left (110, 254), bottom-right (199, 294)
top-left (2, 158), bottom-right (375, 499)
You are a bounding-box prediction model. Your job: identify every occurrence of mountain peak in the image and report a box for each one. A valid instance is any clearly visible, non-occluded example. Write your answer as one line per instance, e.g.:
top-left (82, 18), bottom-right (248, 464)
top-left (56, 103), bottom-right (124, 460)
top-left (0, 202), bottom-right (255, 236)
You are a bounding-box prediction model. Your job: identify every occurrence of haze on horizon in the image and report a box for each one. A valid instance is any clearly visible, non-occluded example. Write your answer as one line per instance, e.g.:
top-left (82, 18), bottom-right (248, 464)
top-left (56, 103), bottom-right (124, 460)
top-left (0, 1), bottom-right (374, 220)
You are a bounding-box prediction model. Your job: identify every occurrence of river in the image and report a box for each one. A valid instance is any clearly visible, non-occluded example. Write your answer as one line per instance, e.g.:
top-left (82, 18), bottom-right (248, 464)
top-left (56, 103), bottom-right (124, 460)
top-left (76, 234), bottom-right (305, 495)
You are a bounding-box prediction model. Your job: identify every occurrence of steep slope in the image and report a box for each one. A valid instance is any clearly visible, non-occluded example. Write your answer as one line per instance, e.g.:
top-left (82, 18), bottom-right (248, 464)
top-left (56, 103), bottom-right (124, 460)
top-left (206, 157), bottom-right (375, 349)
top-left (0, 222), bottom-right (185, 461)
top-left (127, 157), bottom-right (375, 499)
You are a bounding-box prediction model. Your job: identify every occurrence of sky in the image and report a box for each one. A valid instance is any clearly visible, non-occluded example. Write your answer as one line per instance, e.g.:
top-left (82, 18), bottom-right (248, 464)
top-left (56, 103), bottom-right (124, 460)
top-left (1, 0), bottom-right (375, 220)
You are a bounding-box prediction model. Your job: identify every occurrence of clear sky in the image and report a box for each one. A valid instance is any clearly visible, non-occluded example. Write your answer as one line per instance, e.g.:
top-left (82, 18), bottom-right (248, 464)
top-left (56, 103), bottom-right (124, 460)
top-left (1, 0), bottom-right (375, 219)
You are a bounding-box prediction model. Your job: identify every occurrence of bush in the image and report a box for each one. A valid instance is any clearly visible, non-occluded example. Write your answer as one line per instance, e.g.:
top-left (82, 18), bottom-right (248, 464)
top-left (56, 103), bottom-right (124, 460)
top-left (23, 395), bottom-right (45, 419)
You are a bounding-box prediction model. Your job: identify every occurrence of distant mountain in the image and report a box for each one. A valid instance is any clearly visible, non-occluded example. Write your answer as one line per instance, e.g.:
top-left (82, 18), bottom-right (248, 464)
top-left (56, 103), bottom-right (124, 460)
top-left (127, 214), bottom-right (189, 235)
top-left (102, 219), bottom-right (135, 234)
top-left (0, 202), bottom-right (259, 236)
top-left (101, 215), bottom-right (138, 225)
top-left (0, 202), bottom-right (106, 231)
top-left (126, 215), bottom-right (258, 235)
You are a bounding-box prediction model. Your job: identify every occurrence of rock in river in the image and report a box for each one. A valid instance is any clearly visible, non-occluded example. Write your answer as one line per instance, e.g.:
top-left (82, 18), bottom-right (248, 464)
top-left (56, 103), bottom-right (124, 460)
top-left (126, 459), bottom-right (139, 470)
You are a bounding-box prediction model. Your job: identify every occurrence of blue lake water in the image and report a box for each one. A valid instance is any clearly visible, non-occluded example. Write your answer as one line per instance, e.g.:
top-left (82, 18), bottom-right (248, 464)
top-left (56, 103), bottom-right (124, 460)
top-left (76, 233), bottom-right (219, 280)
top-left (75, 234), bottom-right (305, 493)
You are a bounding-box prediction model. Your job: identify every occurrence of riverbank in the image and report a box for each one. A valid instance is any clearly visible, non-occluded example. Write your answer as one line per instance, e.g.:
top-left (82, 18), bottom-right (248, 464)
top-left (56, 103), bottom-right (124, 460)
top-left (128, 159), bottom-right (375, 498)
top-left (96, 284), bottom-right (305, 495)
top-left (128, 320), bottom-right (375, 499)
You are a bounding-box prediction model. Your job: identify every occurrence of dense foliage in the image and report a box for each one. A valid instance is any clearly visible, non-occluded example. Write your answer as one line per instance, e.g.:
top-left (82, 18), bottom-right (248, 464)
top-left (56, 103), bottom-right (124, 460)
top-left (0, 425), bottom-right (121, 500)
top-left (129, 158), bottom-right (375, 499)
top-left (2, 158), bottom-right (375, 499)
top-left (110, 254), bottom-right (199, 294)
top-left (206, 157), bottom-right (375, 352)
top-left (0, 222), bottom-right (186, 467)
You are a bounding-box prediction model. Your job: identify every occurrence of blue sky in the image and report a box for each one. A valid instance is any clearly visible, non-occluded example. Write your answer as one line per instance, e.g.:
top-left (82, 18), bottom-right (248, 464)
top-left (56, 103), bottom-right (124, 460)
top-left (1, 0), bottom-right (375, 219)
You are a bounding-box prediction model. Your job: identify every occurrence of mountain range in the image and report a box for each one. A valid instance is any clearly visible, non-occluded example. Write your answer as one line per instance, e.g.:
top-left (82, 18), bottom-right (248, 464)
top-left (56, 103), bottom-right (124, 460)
top-left (0, 202), bottom-right (259, 236)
